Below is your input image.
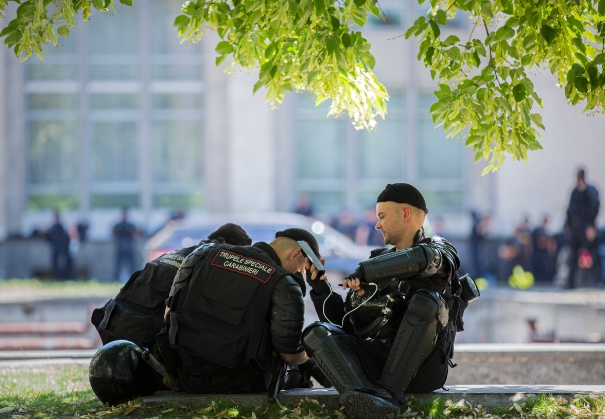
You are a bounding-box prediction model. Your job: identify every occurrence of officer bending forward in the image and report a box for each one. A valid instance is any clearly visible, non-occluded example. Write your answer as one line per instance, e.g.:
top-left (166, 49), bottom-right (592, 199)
top-left (303, 184), bottom-right (470, 419)
top-left (157, 228), bottom-right (330, 395)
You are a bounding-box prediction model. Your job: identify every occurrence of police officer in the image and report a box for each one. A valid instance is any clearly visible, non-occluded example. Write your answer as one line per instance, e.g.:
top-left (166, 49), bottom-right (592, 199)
top-left (92, 223), bottom-right (253, 350)
top-left (303, 184), bottom-right (468, 419)
top-left (157, 228), bottom-right (330, 396)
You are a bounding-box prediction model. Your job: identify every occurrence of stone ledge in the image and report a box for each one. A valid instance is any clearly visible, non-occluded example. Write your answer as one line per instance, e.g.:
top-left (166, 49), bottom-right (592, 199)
top-left (142, 386), bottom-right (605, 409)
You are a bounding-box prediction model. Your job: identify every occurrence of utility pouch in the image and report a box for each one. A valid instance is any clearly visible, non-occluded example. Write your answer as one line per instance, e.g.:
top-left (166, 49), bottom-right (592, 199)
top-left (167, 311), bottom-right (249, 369)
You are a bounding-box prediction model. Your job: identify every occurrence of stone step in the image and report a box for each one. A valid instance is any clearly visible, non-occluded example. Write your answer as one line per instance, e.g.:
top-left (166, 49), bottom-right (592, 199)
top-left (142, 386), bottom-right (605, 409)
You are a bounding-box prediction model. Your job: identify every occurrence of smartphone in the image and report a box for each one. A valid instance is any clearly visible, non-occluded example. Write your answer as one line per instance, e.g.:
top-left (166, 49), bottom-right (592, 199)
top-left (297, 240), bottom-right (325, 277)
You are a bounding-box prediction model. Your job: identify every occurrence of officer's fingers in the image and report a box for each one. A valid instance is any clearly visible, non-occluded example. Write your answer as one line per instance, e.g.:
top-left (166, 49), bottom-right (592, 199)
top-left (341, 279), bottom-right (351, 290)
top-left (304, 258), bottom-right (312, 270)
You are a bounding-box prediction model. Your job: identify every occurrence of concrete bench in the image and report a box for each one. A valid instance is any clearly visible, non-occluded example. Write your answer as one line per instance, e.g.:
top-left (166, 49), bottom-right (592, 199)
top-left (0, 337), bottom-right (95, 350)
top-left (0, 321), bottom-right (87, 334)
top-left (0, 321), bottom-right (96, 350)
top-left (142, 386), bottom-right (605, 409)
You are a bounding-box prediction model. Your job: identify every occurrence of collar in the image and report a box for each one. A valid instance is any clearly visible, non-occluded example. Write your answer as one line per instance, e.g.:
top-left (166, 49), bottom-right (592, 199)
top-left (253, 242), bottom-right (282, 267)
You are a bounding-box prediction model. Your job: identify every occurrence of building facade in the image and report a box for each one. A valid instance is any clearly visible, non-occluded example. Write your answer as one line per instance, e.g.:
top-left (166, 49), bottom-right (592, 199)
top-left (0, 0), bottom-right (604, 245)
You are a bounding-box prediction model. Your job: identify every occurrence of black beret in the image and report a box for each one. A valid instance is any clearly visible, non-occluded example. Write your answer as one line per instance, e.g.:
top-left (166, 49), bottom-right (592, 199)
top-left (275, 228), bottom-right (320, 257)
top-left (377, 183), bottom-right (428, 213)
top-left (207, 223), bottom-right (252, 246)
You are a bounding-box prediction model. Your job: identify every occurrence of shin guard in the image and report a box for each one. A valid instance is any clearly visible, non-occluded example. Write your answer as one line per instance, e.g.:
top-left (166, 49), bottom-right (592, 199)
top-left (302, 322), bottom-right (375, 394)
top-left (378, 290), bottom-right (448, 397)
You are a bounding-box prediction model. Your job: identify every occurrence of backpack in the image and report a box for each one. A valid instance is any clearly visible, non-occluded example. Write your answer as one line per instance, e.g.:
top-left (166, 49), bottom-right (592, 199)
top-left (91, 246), bottom-right (198, 349)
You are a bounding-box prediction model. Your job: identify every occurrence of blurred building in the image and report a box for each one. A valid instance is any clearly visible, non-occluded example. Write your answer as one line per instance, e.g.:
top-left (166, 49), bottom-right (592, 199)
top-left (0, 0), bottom-right (604, 246)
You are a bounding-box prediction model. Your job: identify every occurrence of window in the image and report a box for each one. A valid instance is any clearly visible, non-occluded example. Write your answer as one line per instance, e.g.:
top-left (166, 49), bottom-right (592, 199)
top-left (23, 0), bottom-right (205, 218)
top-left (26, 94), bottom-right (79, 210)
top-left (293, 91), bottom-right (467, 217)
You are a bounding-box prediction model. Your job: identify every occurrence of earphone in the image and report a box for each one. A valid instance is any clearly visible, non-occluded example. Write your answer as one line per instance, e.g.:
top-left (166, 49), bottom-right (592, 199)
top-left (321, 279), bottom-right (379, 329)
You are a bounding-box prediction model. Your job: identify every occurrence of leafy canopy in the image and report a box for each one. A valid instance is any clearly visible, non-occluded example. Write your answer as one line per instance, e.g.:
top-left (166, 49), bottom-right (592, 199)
top-left (1, 0), bottom-right (605, 171)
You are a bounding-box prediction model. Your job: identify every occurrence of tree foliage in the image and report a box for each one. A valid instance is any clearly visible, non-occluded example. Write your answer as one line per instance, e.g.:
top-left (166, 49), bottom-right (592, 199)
top-left (408, 0), bottom-right (605, 172)
top-left (1, 0), bottom-right (605, 170)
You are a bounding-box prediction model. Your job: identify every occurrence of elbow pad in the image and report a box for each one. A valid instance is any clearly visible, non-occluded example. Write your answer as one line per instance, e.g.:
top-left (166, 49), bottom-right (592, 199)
top-left (358, 243), bottom-right (444, 283)
top-left (271, 276), bottom-right (305, 354)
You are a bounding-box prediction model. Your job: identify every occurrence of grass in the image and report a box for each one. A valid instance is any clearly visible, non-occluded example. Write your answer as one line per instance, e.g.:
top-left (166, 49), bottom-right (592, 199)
top-left (0, 279), bottom-right (122, 299)
top-left (1, 364), bottom-right (604, 418)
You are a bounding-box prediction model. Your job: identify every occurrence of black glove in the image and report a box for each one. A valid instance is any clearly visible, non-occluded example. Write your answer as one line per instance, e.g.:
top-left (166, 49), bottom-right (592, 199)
top-left (344, 265), bottom-right (365, 282)
top-left (298, 359), bottom-right (332, 388)
top-left (305, 268), bottom-right (330, 295)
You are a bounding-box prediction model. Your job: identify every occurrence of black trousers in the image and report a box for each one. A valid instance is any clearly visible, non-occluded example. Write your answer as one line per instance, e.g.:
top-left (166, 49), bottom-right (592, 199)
top-left (342, 330), bottom-right (450, 393)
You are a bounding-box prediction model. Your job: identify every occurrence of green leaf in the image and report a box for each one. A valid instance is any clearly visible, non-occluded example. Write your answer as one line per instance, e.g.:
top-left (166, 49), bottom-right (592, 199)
top-left (574, 77), bottom-right (588, 93)
top-left (253, 79), bottom-right (265, 93)
top-left (341, 32), bottom-right (351, 48)
top-left (119, 0), bottom-right (132, 6)
top-left (429, 19), bottom-right (440, 38)
top-left (331, 16), bottom-right (340, 31)
top-left (435, 10), bottom-right (447, 25)
top-left (530, 113), bottom-right (544, 130)
top-left (572, 63), bottom-right (585, 76)
top-left (314, 0), bottom-right (326, 15)
top-left (216, 54), bottom-right (227, 66)
top-left (92, 0), bottom-right (106, 10)
top-left (496, 26), bottom-right (515, 41)
top-left (265, 43), bottom-right (277, 59)
top-left (540, 25), bottom-right (557, 44)
top-left (173, 15), bottom-right (191, 27)
top-left (599, 0), bottom-right (605, 15)
top-left (442, 35), bottom-right (460, 46)
top-left (425, 46), bottom-right (435, 65)
top-left (512, 84), bottom-right (526, 102)
top-left (325, 37), bottom-right (336, 55)
top-left (361, 52), bottom-right (376, 68)
top-left (57, 26), bottom-right (70, 37)
top-left (473, 51), bottom-right (481, 66)
top-left (354, 0), bottom-right (366, 6)
top-left (480, 2), bottom-right (494, 18)
top-left (215, 41), bottom-right (234, 55)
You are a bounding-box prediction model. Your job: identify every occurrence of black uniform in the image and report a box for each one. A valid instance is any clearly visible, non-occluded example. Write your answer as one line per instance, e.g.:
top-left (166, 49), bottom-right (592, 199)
top-left (303, 235), bottom-right (464, 400)
top-left (156, 242), bottom-right (306, 394)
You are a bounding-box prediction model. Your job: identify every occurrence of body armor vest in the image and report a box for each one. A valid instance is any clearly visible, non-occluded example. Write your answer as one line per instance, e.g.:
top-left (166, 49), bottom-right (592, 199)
top-left (345, 237), bottom-right (465, 341)
top-left (91, 246), bottom-right (197, 349)
top-left (166, 244), bottom-right (291, 371)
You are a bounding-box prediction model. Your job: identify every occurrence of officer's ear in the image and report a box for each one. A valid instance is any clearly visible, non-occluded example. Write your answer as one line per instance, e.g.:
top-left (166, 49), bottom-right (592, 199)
top-left (289, 248), bottom-right (303, 261)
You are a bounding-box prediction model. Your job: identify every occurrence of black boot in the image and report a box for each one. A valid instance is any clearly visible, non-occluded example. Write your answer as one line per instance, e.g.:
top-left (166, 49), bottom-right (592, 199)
top-left (340, 388), bottom-right (401, 419)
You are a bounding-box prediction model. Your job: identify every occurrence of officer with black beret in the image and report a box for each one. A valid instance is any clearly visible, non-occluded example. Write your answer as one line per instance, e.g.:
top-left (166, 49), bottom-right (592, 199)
top-left (303, 183), bottom-right (476, 419)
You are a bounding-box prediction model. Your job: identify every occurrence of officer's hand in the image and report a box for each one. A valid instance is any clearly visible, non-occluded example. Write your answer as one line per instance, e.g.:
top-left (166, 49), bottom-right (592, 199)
top-left (308, 257), bottom-right (326, 280)
top-left (305, 257), bottom-right (330, 294)
top-left (342, 278), bottom-right (365, 297)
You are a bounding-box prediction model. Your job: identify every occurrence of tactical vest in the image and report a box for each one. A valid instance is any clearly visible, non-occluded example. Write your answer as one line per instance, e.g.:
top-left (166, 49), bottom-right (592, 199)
top-left (91, 246), bottom-right (197, 349)
top-left (165, 244), bottom-right (290, 373)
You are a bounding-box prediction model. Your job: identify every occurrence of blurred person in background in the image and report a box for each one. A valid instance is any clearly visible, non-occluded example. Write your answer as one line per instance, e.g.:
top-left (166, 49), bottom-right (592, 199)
top-left (112, 207), bottom-right (141, 282)
top-left (469, 211), bottom-right (491, 279)
top-left (330, 210), bottom-right (357, 241)
top-left (565, 168), bottom-right (600, 289)
top-left (294, 194), bottom-right (314, 217)
top-left (530, 216), bottom-right (556, 284)
top-left (44, 210), bottom-right (73, 279)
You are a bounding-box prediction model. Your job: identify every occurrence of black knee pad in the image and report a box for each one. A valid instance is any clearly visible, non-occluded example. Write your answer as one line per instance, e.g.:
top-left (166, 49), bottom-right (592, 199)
top-left (406, 290), bottom-right (448, 328)
top-left (302, 322), bottom-right (345, 356)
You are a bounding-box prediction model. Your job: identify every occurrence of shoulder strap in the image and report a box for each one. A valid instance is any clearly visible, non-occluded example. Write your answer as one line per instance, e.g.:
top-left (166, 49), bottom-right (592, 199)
top-left (168, 242), bottom-right (216, 299)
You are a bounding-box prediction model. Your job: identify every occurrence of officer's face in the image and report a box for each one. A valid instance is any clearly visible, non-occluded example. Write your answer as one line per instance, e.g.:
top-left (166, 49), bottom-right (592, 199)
top-left (375, 202), bottom-right (406, 246)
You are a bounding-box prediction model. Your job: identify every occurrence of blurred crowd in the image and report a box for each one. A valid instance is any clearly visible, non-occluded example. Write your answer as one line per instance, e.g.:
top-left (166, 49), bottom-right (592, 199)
top-left (25, 168), bottom-right (603, 289)
top-left (297, 168), bottom-right (604, 290)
